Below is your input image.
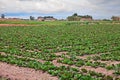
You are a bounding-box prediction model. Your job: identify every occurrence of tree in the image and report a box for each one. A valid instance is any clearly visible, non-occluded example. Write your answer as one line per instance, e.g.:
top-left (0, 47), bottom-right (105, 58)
top-left (72, 13), bottom-right (78, 16)
top-left (30, 16), bottom-right (35, 20)
top-left (1, 14), bottom-right (5, 18)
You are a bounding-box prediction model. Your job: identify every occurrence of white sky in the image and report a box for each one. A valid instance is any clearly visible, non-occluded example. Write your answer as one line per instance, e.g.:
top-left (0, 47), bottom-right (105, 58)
top-left (0, 0), bottom-right (120, 19)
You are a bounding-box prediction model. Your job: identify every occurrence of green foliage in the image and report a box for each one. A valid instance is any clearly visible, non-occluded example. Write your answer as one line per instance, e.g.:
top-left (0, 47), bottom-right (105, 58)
top-left (0, 21), bottom-right (120, 80)
top-left (1, 14), bottom-right (5, 18)
top-left (30, 16), bottom-right (35, 20)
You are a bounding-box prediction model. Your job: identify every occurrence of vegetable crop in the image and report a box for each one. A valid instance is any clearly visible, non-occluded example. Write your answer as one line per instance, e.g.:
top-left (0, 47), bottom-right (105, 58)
top-left (0, 21), bottom-right (120, 80)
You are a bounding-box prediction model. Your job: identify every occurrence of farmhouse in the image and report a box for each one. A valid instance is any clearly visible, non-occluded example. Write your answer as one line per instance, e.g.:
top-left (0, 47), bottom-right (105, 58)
top-left (37, 16), bottom-right (57, 21)
top-left (37, 16), bottom-right (44, 21)
top-left (79, 15), bottom-right (93, 21)
top-left (8, 18), bottom-right (21, 20)
top-left (67, 13), bottom-right (93, 21)
top-left (111, 16), bottom-right (120, 21)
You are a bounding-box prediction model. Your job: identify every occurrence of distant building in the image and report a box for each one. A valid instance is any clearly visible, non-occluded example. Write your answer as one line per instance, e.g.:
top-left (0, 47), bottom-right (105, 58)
top-left (37, 16), bottom-right (44, 21)
top-left (111, 16), bottom-right (120, 21)
top-left (67, 13), bottom-right (93, 21)
top-left (44, 17), bottom-right (57, 21)
top-left (8, 18), bottom-right (21, 20)
top-left (7, 18), bottom-right (22, 21)
top-left (80, 17), bottom-right (92, 21)
top-left (37, 16), bottom-right (57, 21)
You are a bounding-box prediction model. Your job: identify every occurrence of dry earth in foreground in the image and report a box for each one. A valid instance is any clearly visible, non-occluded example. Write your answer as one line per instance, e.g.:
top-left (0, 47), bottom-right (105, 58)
top-left (1, 52), bottom-right (120, 79)
top-left (0, 62), bottom-right (58, 80)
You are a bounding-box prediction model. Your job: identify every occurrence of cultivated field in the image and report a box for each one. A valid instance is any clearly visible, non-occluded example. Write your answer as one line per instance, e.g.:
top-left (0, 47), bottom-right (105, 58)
top-left (0, 21), bottom-right (120, 80)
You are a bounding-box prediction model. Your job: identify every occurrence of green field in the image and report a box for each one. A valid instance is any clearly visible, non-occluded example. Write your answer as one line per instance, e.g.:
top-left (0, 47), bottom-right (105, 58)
top-left (0, 21), bottom-right (120, 80)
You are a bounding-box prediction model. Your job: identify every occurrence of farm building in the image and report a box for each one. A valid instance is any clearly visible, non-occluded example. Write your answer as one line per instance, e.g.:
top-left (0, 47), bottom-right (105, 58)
top-left (8, 18), bottom-right (21, 20)
top-left (111, 16), bottom-right (120, 21)
top-left (79, 15), bottom-right (93, 21)
top-left (37, 16), bottom-right (44, 21)
top-left (37, 16), bottom-right (57, 21)
top-left (67, 13), bottom-right (93, 21)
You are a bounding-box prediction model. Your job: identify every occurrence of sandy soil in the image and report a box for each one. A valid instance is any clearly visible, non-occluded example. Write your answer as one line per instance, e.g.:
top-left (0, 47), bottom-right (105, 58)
top-left (0, 62), bottom-right (58, 80)
top-left (54, 51), bottom-right (67, 56)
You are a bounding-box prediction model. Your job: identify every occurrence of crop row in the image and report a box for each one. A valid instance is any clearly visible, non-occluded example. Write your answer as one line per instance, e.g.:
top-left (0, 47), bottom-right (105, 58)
top-left (1, 53), bottom-right (120, 80)
top-left (0, 54), bottom-right (100, 80)
top-left (0, 23), bottom-right (120, 79)
top-left (92, 51), bottom-right (120, 61)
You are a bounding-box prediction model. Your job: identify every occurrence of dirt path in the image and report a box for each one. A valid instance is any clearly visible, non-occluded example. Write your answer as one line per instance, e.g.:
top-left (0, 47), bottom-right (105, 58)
top-left (0, 62), bottom-right (58, 80)
top-left (0, 24), bottom-right (37, 27)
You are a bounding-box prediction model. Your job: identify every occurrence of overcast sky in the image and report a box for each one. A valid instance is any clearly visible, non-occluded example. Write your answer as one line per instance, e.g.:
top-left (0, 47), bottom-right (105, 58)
top-left (0, 0), bottom-right (120, 19)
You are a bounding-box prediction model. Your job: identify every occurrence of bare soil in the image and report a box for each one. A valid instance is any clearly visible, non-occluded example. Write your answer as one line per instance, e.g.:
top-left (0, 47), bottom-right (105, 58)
top-left (54, 51), bottom-right (67, 56)
top-left (0, 62), bottom-right (58, 80)
top-left (1, 51), bottom-right (120, 79)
